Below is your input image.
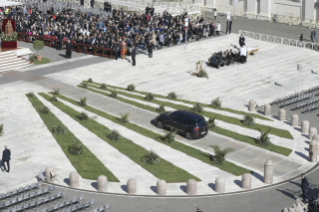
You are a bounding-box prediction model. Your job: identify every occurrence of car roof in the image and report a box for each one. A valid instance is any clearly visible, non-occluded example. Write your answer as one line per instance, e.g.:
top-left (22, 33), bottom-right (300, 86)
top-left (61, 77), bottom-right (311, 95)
top-left (175, 110), bottom-right (204, 120)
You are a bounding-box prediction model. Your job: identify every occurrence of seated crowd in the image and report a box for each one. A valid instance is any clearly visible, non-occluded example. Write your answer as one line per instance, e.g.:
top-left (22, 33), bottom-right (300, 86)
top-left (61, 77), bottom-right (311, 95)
top-left (208, 46), bottom-right (247, 68)
top-left (0, 2), bottom-right (223, 58)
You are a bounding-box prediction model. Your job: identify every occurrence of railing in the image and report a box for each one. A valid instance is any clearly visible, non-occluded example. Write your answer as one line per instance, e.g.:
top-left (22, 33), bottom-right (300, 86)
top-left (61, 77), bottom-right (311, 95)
top-left (270, 13), bottom-right (319, 29)
top-left (239, 30), bottom-right (319, 52)
top-left (17, 32), bottom-right (113, 59)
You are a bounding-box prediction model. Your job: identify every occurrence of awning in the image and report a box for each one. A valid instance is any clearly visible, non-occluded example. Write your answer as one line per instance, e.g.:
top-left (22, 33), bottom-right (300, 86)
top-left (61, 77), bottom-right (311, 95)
top-left (0, 0), bottom-right (23, 7)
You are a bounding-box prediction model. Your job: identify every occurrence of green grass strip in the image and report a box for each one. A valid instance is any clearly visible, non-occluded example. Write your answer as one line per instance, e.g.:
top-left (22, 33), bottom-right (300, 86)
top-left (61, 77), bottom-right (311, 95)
top-left (40, 93), bottom-right (200, 182)
top-left (83, 86), bottom-right (292, 156)
top-left (53, 92), bottom-right (251, 176)
top-left (85, 84), bottom-right (293, 140)
top-left (90, 81), bottom-right (272, 121)
top-left (27, 94), bottom-right (119, 181)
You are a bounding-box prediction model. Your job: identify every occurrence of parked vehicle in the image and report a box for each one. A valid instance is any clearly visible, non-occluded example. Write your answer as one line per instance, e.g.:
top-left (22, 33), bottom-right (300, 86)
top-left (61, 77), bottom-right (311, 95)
top-left (155, 110), bottom-right (208, 139)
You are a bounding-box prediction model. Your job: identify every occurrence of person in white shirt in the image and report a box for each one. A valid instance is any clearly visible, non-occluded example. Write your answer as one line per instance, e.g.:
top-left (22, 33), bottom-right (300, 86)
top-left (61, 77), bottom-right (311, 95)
top-left (214, 9), bottom-right (217, 21)
top-left (216, 22), bottom-right (221, 36)
top-left (239, 46), bottom-right (247, 64)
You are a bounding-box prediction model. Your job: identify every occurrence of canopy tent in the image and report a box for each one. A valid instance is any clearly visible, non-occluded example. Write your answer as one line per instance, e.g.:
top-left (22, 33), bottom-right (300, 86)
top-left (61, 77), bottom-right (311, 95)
top-left (0, 0), bottom-right (22, 7)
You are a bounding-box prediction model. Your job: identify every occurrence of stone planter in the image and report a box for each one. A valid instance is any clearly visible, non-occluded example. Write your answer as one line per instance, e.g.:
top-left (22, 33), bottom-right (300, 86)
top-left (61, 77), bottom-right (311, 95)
top-left (36, 55), bottom-right (42, 61)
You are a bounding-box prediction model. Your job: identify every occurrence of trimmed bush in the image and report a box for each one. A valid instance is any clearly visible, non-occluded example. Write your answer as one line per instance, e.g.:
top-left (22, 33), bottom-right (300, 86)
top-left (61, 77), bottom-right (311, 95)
top-left (0, 124), bottom-right (3, 136)
top-left (52, 88), bottom-right (60, 95)
top-left (39, 106), bottom-right (50, 114)
top-left (142, 150), bottom-right (160, 165)
top-left (52, 124), bottom-right (67, 134)
top-left (208, 117), bottom-right (216, 129)
top-left (100, 83), bottom-right (107, 90)
top-left (197, 68), bottom-right (209, 79)
top-left (255, 128), bottom-right (271, 146)
top-left (68, 142), bottom-right (84, 155)
top-left (243, 115), bottom-right (255, 126)
top-left (80, 82), bottom-right (88, 88)
top-left (210, 145), bottom-right (234, 165)
top-left (77, 112), bottom-right (89, 120)
top-left (156, 105), bottom-right (165, 113)
top-left (107, 130), bottom-right (121, 141)
top-left (191, 103), bottom-right (203, 113)
top-left (144, 93), bottom-right (154, 101)
top-left (30, 54), bottom-right (36, 62)
top-left (167, 92), bottom-right (177, 100)
top-left (161, 131), bottom-right (175, 143)
top-left (127, 84), bottom-right (135, 91)
top-left (119, 113), bottom-right (129, 124)
top-left (33, 40), bottom-right (44, 55)
top-left (211, 98), bottom-right (222, 108)
top-left (79, 97), bottom-right (87, 106)
top-left (26, 92), bottom-right (34, 98)
top-left (50, 95), bottom-right (58, 102)
top-left (110, 91), bottom-right (117, 98)
top-left (87, 78), bottom-right (93, 83)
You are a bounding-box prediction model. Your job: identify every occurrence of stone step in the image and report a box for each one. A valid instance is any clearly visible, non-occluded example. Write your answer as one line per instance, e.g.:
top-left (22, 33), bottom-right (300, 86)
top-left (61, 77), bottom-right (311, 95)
top-left (0, 61), bottom-right (32, 71)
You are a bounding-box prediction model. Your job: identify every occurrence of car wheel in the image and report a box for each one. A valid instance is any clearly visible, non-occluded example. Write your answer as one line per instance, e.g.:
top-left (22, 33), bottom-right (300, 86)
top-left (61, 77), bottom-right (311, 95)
top-left (157, 121), bottom-right (164, 129)
top-left (185, 132), bottom-right (192, 140)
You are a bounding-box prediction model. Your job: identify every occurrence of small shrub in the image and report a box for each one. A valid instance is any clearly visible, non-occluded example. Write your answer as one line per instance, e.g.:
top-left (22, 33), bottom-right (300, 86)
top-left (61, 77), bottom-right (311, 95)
top-left (127, 84), bottom-right (135, 91)
top-left (50, 95), bottom-right (58, 102)
top-left (243, 115), bottom-right (255, 126)
top-left (209, 145), bottom-right (234, 165)
top-left (0, 124), bottom-right (3, 136)
top-left (197, 68), bottom-right (209, 79)
top-left (87, 78), bottom-right (93, 83)
top-left (39, 106), bottom-right (50, 114)
top-left (110, 91), bottom-right (117, 98)
top-left (52, 88), bottom-right (60, 95)
top-left (142, 150), bottom-right (160, 165)
top-left (68, 142), bottom-right (84, 155)
top-left (100, 83), bottom-right (107, 90)
top-left (80, 82), bottom-right (88, 88)
top-left (211, 98), bottom-right (222, 108)
top-left (208, 117), bottom-right (216, 129)
top-left (107, 130), bottom-right (121, 141)
top-left (52, 124), bottom-right (67, 134)
top-left (191, 103), bottom-right (203, 113)
top-left (156, 105), bottom-right (165, 113)
top-left (144, 93), bottom-right (154, 101)
top-left (26, 92), bottom-right (34, 98)
top-left (167, 92), bottom-right (177, 100)
top-left (30, 54), bottom-right (36, 62)
top-left (79, 97), bottom-right (87, 106)
top-left (161, 131), bottom-right (175, 143)
top-left (119, 113), bottom-right (129, 124)
top-left (77, 112), bottom-right (89, 120)
top-left (255, 128), bottom-right (271, 146)
top-left (33, 40), bottom-right (44, 55)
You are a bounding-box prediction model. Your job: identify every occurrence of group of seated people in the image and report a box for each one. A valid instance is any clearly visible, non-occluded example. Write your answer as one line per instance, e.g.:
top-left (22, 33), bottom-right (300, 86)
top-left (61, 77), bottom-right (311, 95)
top-left (208, 46), bottom-right (249, 68)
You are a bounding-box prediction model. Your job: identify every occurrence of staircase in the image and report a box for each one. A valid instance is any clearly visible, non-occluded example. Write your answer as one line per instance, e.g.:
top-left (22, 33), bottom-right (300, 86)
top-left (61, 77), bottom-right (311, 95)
top-left (0, 51), bottom-right (33, 72)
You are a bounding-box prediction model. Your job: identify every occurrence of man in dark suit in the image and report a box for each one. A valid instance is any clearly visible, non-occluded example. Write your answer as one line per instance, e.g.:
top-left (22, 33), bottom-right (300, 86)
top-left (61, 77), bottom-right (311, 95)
top-left (80, 0), bottom-right (84, 6)
top-left (150, 5), bottom-right (155, 16)
top-left (239, 34), bottom-right (245, 47)
top-left (91, 0), bottom-right (94, 8)
top-left (131, 45), bottom-right (137, 66)
top-left (57, 30), bottom-right (63, 50)
top-left (66, 40), bottom-right (73, 59)
top-left (301, 173), bottom-right (309, 202)
top-left (226, 19), bottom-right (232, 34)
top-left (112, 41), bottom-right (119, 60)
top-left (310, 28), bottom-right (318, 43)
top-left (147, 41), bottom-right (153, 58)
top-left (2, 145), bottom-right (11, 173)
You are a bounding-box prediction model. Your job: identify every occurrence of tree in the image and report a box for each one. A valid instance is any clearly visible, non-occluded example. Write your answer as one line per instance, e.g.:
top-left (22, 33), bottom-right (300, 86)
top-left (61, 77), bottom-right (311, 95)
top-left (210, 145), bottom-right (234, 165)
top-left (33, 40), bottom-right (44, 55)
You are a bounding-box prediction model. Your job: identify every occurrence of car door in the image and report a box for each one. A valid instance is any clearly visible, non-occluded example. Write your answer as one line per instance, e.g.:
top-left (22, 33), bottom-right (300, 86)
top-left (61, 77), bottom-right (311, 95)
top-left (167, 112), bottom-right (182, 132)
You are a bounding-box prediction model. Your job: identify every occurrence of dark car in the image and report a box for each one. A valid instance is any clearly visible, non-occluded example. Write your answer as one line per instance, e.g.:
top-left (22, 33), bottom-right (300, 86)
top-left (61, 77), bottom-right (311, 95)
top-left (155, 110), bottom-right (208, 139)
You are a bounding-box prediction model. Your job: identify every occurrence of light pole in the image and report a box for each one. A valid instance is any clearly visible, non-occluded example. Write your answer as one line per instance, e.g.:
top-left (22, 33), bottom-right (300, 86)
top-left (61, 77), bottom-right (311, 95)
top-left (297, 63), bottom-right (302, 94)
top-left (185, 17), bottom-right (189, 48)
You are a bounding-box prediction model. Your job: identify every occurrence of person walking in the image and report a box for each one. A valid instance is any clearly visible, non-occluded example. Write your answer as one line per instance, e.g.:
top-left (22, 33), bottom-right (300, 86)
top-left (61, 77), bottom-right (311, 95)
top-left (310, 28), bottom-right (318, 43)
top-left (226, 19), bottom-right (232, 34)
top-left (1, 145), bottom-right (11, 173)
top-left (131, 45), bottom-right (137, 66)
top-left (301, 173), bottom-right (309, 202)
top-left (112, 41), bottom-right (119, 60)
top-left (299, 33), bottom-right (303, 47)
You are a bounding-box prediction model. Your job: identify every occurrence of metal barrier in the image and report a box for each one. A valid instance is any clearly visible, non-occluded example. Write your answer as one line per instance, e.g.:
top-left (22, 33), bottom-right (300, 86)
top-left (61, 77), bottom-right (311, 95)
top-left (239, 30), bottom-right (319, 52)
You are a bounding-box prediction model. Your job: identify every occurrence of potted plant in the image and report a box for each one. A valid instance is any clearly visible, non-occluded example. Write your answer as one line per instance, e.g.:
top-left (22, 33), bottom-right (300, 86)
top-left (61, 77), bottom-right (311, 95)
top-left (33, 40), bottom-right (44, 61)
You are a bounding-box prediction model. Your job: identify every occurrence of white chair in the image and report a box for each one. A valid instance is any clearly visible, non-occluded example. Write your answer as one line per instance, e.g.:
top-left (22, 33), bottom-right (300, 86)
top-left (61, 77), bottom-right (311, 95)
top-left (38, 172), bottom-right (46, 181)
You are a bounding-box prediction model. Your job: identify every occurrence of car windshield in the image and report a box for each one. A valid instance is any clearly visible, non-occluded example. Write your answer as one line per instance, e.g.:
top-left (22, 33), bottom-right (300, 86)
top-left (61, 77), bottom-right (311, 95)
top-left (193, 117), bottom-right (206, 126)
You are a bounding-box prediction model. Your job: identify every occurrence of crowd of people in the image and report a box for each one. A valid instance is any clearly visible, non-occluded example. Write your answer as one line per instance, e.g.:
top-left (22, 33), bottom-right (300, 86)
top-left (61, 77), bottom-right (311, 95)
top-left (0, 1), bottom-right (226, 62)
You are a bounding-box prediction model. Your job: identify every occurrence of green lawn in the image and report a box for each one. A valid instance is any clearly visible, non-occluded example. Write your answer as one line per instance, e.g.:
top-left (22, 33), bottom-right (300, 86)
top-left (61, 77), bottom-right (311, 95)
top-left (33, 58), bottom-right (51, 65)
top-left (40, 93), bottom-right (200, 182)
top-left (89, 81), bottom-right (272, 121)
top-left (27, 94), bottom-right (119, 181)
top-left (52, 92), bottom-right (251, 176)
top-left (86, 83), bottom-right (292, 140)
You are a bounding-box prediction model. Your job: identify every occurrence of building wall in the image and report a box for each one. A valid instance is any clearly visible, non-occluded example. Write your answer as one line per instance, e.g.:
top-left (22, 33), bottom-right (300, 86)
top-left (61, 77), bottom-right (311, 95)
top-left (259, 0), bottom-right (269, 14)
top-left (304, 0), bottom-right (315, 20)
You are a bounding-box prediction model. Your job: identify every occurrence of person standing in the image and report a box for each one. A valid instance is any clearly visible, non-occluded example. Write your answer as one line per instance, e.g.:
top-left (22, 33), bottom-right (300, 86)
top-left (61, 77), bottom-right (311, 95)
top-left (57, 30), bottom-right (63, 51)
top-left (301, 173), bottom-right (309, 202)
top-left (214, 9), bottom-right (217, 21)
top-left (299, 33), bottom-right (303, 46)
top-left (131, 45), bottom-right (137, 66)
top-left (65, 40), bottom-right (73, 59)
top-left (120, 39), bottom-right (127, 59)
top-left (80, 0), bottom-right (84, 6)
top-left (310, 28), bottom-right (318, 43)
top-left (147, 41), bottom-right (153, 58)
top-left (112, 41), bottom-right (119, 60)
top-left (2, 145), bottom-right (10, 173)
top-left (196, 206), bottom-right (202, 212)
top-left (239, 34), bottom-right (245, 47)
top-left (91, 0), bottom-right (94, 8)
top-left (216, 22), bottom-right (221, 36)
top-left (226, 19), bottom-right (232, 34)
top-left (104, 0), bottom-right (108, 12)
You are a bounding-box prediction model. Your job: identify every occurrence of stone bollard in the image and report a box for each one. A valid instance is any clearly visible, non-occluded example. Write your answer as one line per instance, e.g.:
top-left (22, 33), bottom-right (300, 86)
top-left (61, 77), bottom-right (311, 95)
top-left (248, 100), bottom-right (256, 112)
top-left (241, 173), bottom-right (251, 189)
top-left (301, 121), bottom-right (309, 134)
top-left (215, 177), bottom-right (225, 193)
top-left (45, 167), bottom-right (54, 183)
top-left (278, 109), bottom-right (286, 121)
top-left (309, 128), bottom-right (318, 140)
top-left (264, 104), bottom-right (271, 116)
top-left (264, 159), bottom-right (273, 184)
top-left (156, 180), bottom-right (166, 195)
top-left (69, 171), bottom-right (80, 188)
top-left (291, 114), bottom-right (299, 127)
top-left (309, 138), bottom-right (318, 162)
top-left (313, 134), bottom-right (319, 142)
top-left (186, 179), bottom-right (196, 195)
top-left (127, 178), bottom-right (137, 194)
top-left (97, 175), bottom-right (108, 192)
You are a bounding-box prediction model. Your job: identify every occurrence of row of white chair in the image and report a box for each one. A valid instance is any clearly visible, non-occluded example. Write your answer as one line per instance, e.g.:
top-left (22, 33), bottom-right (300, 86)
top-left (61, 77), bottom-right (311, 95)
top-left (0, 182), bottom-right (42, 200)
